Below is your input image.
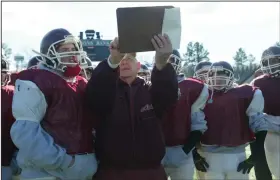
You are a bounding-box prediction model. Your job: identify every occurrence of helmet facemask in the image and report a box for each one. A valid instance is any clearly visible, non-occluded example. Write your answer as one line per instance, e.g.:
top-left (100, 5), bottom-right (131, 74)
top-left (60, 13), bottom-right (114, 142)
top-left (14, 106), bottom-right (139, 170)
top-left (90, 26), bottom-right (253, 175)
top-left (169, 54), bottom-right (182, 74)
top-left (260, 55), bottom-right (280, 77)
top-left (34, 35), bottom-right (87, 72)
top-left (206, 66), bottom-right (235, 91)
top-left (194, 65), bottom-right (211, 82)
top-left (137, 71), bottom-right (151, 81)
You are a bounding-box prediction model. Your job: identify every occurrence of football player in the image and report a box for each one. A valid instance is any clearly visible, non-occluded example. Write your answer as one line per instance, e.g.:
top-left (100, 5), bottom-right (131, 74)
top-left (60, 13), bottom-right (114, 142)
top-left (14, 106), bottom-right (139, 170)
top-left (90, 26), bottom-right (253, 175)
top-left (137, 64), bottom-right (151, 81)
top-left (27, 56), bottom-right (42, 69)
top-left (1, 55), bottom-right (21, 180)
top-left (198, 61), bottom-right (269, 180)
top-left (192, 60), bottom-right (212, 180)
top-left (161, 50), bottom-right (209, 180)
top-left (251, 46), bottom-right (280, 179)
top-left (193, 61), bottom-right (212, 82)
top-left (80, 57), bottom-right (95, 80)
top-left (10, 28), bottom-right (97, 180)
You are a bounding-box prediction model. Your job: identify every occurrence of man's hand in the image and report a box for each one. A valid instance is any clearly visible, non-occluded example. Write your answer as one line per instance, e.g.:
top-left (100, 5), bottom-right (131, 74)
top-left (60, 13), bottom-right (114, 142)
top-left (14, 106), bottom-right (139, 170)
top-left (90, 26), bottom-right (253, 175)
top-left (192, 148), bottom-right (209, 172)
top-left (108, 37), bottom-right (125, 65)
top-left (237, 155), bottom-right (255, 174)
top-left (151, 34), bottom-right (172, 70)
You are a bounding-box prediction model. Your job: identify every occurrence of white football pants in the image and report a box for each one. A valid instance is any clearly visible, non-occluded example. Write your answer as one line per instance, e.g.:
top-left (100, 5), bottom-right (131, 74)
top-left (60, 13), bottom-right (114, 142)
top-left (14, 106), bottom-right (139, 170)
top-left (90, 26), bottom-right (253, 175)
top-left (265, 132), bottom-right (280, 179)
top-left (203, 151), bottom-right (249, 180)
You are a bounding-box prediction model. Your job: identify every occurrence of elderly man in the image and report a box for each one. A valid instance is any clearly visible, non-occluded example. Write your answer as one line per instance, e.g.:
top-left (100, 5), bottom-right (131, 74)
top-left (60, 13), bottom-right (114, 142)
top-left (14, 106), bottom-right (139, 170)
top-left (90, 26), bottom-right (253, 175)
top-left (86, 34), bottom-right (178, 180)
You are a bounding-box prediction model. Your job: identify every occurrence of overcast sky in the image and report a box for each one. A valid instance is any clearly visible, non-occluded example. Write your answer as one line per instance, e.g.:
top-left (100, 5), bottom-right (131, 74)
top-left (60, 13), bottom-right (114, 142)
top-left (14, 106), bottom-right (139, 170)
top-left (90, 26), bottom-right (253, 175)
top-left (2, 2), bottom-right (280, 69)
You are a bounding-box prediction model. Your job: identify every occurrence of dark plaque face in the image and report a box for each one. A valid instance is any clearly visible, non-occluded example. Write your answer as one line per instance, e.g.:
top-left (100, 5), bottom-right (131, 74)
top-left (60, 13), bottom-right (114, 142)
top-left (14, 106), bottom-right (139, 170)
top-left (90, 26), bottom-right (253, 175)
top-left (82, 39), bottom-right (111, 61)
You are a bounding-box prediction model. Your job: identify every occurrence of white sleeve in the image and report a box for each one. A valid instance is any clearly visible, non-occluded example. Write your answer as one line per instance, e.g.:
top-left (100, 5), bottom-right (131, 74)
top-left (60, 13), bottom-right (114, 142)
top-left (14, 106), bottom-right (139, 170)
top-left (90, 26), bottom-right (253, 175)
top-left (246, 89), bottom-right (264, 117)
top-left (12, 79), bottom-right (47, 122)
top-left (191, 84), bottom-right (209, 113)
top-left (107, 57), bottom-right (119, 69)
top-left (190, 84), bottom-right (209, 132)
top-left (246, 89), bottom-right (268, 132)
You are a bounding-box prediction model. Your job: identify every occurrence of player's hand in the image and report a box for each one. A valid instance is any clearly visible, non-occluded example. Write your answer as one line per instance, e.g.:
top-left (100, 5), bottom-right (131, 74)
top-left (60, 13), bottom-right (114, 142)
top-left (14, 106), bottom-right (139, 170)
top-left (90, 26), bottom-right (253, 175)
top-left (237, 155), bottom-right (255, 174)
top-left (152, 34), bottom-right (172, 70)
top-left (192, 148), bottom-right (209, 172)
top-left (108, 37), bottom-right (125, 65)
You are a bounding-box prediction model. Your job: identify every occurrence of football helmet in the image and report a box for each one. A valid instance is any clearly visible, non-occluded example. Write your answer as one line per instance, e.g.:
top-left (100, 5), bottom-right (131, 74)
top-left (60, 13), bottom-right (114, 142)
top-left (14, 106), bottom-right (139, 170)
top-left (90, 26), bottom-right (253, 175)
top-left (206, 61), bottom-right (235, 91)
top-left (80, 57), bottom-right (95, 80)
top-left (1, 53), bottom-right (10, 86)
top-left (169, 49), bottom-right (182, 74)
top-left (33, 28), bottom-right (87, 77)
top-left (260, 46), bottom-right (280, 77)
top-left (194, 61), bottom-right (212, 82)
top-left (27, 56), bottom-right (42, 69)
top-left (138, 64), bottom-right (151, 81)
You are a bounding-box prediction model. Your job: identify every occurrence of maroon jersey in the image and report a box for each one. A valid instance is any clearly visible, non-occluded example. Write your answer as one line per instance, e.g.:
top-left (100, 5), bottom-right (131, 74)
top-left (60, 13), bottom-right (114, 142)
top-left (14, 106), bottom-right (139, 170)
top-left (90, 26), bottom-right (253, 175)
top-left (1, 85), bottom-right (17, 166)
top-left (252, 74), bottom-right (280, 116)
top-left (202, 85), bottom-right (256, 147)
top-left (162, 78), bottom-right (204, 146)
top-left (17, 69), bottom-right (94, 154)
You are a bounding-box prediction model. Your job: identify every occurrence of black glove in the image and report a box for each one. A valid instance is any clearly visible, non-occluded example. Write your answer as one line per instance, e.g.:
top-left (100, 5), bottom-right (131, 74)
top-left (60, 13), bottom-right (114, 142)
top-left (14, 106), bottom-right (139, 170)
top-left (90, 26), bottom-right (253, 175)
top-left (192, 148), bottom-right (209, 172)
top-left (182, 130), bottom-right (202, 155)
top-left (237, 155), bottom-right (255, 174)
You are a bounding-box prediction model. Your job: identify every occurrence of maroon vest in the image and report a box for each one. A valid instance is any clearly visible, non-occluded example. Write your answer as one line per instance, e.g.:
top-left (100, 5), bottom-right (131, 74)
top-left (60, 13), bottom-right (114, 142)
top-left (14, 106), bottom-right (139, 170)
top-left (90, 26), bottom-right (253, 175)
top-left (17, 69), bottom-right (94, 154)
top-left (202, 85), bottom-right (256, 147)
top-left (1, 85), bottom-right (17, 166)
top-left (162, 78), bottom-right (204, 146)
top-left (253, 75), bottom-right (280, 116)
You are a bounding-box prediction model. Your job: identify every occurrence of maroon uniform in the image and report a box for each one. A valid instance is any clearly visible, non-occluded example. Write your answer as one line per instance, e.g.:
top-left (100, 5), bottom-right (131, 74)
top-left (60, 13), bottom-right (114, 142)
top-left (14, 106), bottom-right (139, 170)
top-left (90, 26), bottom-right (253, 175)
top-left (202, 85), bottom-right (256, 146)
top-left (1, 85), bottom-right (17, 166)
top-left (252, 74), bottom-right (280, 116)
top-left (17, 69), bottom-right (94, 154)
top-left (162, 78), bottom-right (204, 146)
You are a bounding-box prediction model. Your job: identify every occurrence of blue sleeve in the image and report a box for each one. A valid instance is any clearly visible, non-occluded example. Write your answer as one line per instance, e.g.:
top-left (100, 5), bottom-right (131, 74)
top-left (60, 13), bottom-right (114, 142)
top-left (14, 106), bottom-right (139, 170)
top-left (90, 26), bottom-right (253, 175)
top-left (191, 84), bottom-right (208, 133)
top-left (246, 89), bottom-right (269, 132)
top-left (264, 114), bottom-right (280, 133)
top-left (11, 79), bottom-right (72, 170)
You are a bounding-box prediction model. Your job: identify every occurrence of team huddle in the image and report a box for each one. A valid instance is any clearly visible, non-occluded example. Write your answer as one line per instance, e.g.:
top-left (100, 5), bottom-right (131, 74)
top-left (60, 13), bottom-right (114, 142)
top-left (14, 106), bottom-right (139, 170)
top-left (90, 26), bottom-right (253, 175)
top-left (1, 28), bottom-right (280, 180)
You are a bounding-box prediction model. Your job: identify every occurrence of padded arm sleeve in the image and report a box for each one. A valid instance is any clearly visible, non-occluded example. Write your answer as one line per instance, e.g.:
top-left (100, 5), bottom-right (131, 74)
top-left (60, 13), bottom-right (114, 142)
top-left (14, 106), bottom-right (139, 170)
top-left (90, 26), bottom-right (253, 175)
top-left (191, 84), bottom-right (208, 133)
top-left (246, 89), bottom-right (269, 133)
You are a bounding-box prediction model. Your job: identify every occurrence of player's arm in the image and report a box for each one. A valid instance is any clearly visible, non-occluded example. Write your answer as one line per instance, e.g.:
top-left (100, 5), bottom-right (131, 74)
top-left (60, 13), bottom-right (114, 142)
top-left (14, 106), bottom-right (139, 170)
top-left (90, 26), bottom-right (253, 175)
top-left (246, 89), bottom-right (268, 132)
top-left (11, 80), bottom-right (73, 170)
top-left (183, 84), bottom-right (209, 155)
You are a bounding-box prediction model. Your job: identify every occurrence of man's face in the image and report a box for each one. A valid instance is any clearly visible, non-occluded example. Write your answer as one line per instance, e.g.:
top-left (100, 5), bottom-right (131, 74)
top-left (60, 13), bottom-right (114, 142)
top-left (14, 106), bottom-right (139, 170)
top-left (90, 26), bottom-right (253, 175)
top-left (57, 43), bottom-right (78, 67)
top-left (119, 54), bottom-right (140, 78)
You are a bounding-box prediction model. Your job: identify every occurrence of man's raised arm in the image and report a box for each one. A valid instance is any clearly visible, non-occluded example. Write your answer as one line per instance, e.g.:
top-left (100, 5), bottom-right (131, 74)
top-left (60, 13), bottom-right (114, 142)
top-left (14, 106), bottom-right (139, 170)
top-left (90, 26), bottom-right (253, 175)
top-left (150, 34), bottom-right (178, 118)
top-left (85, 37), bottom-right (123, 115)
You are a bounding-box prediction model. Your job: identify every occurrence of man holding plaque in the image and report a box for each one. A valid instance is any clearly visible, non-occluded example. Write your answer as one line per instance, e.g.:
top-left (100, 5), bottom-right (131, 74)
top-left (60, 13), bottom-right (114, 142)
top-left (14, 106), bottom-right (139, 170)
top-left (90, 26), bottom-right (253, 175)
top-left (86, 34), bottom-right (178, 180)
